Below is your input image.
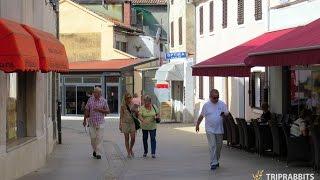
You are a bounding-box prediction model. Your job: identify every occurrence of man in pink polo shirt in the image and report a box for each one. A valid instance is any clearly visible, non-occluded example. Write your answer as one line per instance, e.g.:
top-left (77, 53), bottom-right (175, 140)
top-left (83, 87), bottom-right (110, 159)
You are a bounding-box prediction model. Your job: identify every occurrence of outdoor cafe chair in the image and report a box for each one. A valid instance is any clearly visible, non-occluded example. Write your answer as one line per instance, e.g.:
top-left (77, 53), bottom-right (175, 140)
top-left (310, 126), bottom-right (320, 173)
top-left (228, 114), bottom-right (240, 147)
top-left (281, 122), bottom-right (312, 165)
top-left (224, 114), bottom-right (233, 146)
top-left (236, 118), bottom-right (245, 149)
top-left (270, 114), bottom-right (286, 159)
top-left (240, 118), bottom-right (255, 151)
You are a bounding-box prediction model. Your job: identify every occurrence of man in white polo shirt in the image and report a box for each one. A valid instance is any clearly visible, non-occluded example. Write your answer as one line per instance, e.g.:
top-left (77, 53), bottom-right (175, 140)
top-left (196, 89), bottom-right (229, 170)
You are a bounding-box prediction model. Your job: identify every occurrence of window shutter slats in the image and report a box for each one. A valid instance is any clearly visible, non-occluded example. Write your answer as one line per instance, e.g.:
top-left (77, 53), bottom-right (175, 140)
top-left (222, 0), bottom-right (227, 28)
top-left (209, 1), bottom-right (214, 32)
top-left (255, 0), bottom-right (262, 20)
top-left (200, 6), bottom-right (203, 35)
top-left (237, 0), bottom-right (244, 25)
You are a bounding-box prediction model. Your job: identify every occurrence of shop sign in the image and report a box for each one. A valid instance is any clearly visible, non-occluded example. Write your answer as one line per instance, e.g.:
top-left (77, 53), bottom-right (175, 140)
top-left (165, 52), bottom-right (187, 60)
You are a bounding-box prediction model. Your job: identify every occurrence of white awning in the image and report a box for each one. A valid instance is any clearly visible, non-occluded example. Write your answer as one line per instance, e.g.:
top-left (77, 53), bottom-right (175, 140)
top-left (155, 61), bottom-right (184, 81)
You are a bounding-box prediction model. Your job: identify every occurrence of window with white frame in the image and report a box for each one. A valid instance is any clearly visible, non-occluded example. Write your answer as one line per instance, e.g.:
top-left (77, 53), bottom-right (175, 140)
top-left (249, 72), bottom-right (266, 108)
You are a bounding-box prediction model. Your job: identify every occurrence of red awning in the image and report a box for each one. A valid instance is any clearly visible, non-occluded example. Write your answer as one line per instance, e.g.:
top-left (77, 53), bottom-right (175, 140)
top-left (22, 25), bottom-right (69, 72)
top-left (246, 18), bottom-right (320, 66)
top-left (0, 18), bottom-right (39, 72)
top-left (69, 59), bottom-right (143, 72)
top-left (192, 28), bottom-right (295, 77)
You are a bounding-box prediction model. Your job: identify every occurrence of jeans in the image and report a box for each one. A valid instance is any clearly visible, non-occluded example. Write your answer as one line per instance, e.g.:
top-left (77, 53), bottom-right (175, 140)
top-left (142, 129), bottom-right (157, 155)
top-left (206, 133), bottom-right (223, 166)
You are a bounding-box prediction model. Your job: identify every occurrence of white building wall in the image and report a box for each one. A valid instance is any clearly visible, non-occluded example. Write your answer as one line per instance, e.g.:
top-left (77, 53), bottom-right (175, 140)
top-left (268, 0), bottom-right (320, 114)
top-left (127, 35), bottom-right (165, 58)
top-left (0, 0), bottom-right (57, 179)
top-left (194, 0), bottom-right (268, 121)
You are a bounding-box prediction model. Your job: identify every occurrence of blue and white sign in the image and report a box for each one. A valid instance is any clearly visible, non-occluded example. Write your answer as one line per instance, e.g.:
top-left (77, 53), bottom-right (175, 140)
top-left (165, 52), bottom-right (187, 60)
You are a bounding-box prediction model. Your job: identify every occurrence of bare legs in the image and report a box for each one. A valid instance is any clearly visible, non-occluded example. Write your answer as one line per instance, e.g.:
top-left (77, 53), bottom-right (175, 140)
top-left (124, 131), bottom-right (136, 158)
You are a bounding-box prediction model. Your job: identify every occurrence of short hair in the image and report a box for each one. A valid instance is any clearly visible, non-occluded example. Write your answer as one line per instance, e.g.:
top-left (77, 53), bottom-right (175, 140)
top-left (210, 89), bottom-right (219, 95)
top-left (133, 93), bottom-right (139, 98)
top-left (144, 95), bottom-right (152, 103)
top-left (93, 87), bottom-right (102, 94)
top-left (262, 103), bottom-right (269, 109)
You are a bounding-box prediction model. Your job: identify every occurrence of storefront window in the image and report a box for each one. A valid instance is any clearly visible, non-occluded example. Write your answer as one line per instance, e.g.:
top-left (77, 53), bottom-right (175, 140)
top-left (77, 86), bottom-right (94, 114)
top-left (290, 67), bottom-right (320, 116)
top-left (83, 76), bottom-right (101, 84)
top-left (65, 77), bottom-right (82, 84)
top-left (106, 76), bottom-right (119, 83)
top-left (125, 76), bottom-right (133, 95)
top-left (6, 73), bottom-right (27, 144)
top-left (65, 86), bottom-right (76, 114)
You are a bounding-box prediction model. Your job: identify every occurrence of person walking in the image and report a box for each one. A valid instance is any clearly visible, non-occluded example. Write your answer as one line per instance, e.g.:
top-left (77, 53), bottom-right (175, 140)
top-left (196, 89), bottom-right (228, 170)
top-left (119, 93), bottom-right (137, 158)
top-left (138, 95), bottom-right (159, 158)
top-left (83, 87), bottom-right (110, 159)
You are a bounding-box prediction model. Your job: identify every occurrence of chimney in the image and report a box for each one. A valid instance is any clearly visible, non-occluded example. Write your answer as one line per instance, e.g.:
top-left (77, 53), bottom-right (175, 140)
top-left (123, 0), bottom-right (131, 26)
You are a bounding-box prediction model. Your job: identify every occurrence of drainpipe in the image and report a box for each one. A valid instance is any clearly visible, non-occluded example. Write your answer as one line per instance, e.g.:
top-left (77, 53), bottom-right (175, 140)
top-left (266, 0), bottom-right (271, 107)
top-left (55, 1), bottom-right (62, 144)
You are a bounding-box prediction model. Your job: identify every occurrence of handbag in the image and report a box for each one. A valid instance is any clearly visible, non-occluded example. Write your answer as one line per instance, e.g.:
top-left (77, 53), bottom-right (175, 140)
top-left (126, 104), bottom-right (140, 130)
top-left (152, 105), bottom-right (161, 124)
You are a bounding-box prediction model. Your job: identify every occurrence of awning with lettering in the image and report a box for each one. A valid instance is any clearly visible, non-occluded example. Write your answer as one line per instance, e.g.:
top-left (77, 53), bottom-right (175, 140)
top-left (0, 18), bottom-right (39, 72)
top-left (22, 25), bottom-right (69, 72)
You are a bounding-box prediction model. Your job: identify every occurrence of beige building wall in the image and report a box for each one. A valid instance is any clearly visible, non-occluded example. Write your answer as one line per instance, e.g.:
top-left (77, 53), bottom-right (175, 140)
top-left (59, 0), bottom-right (133, 62)
top-left (0, 0), bottom-right (58, 179)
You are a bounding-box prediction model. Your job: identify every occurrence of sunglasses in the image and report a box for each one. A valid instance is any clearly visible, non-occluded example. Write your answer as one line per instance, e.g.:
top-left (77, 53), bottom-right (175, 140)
top-left (211, 96), bottom-right (219, 100)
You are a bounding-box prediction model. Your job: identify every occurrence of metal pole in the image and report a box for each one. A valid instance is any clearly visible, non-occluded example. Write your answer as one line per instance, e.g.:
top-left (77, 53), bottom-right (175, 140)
top-left (57, 101), bottom-right (62, 144)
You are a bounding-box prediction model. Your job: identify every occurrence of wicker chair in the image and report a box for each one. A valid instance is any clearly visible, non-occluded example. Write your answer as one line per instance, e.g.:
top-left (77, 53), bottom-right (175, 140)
top-left (236, 118), bottom-right (245, 149)
top-left (240, 118), bottom-right (255, 151)
top-left (310, 126), bottom-right (320, 173)
top-left (228, 114), bottom-right (239, 146)
top-left (281, 123), bottom-right (312, 165)
top-left (224, 115), bottom-right (233, 146)
top-left (270, 114), bottom-right (286, 159)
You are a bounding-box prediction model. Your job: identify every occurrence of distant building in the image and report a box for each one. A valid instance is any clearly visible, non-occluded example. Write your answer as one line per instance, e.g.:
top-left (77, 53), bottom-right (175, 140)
top-left (59, 0), bottom-right (158, 115)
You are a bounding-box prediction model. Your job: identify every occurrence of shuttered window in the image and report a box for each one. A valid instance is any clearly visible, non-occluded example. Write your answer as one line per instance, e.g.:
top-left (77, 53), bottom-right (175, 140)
top-left (199, 76), bottom-right (204, 99)
top-left (171, 21), bottom-right (174, 47)
top-left (222, 0), bottom-right (227, 28)
top-left (179, 17), bottom-right (182, 45)
top-left (249, 72), bottom-right (267, 108)
top-left (255, 0), bottom-right (262, 20)
top-left (209, 77), bottom-right (214, 91)
top-left (209, 1), bottom-right (214, 32)
top-left (199, 6), bottom-right (203, 35)
top-left (237, 0), bottom-right (244, 25)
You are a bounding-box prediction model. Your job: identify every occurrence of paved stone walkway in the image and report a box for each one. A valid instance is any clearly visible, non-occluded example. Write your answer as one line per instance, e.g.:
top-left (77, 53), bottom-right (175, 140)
top-left (19, 117), bottom-right (319, 180)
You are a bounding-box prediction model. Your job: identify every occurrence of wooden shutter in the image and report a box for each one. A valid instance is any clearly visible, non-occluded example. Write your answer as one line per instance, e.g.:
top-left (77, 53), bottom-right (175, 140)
top-left (249, 73), bottom-right (255, 107)
top-left (260, 72), bottom-right (265, 106)
top-left (222, 0), bottom-right (227, 28)
top-left (255, 0), bottom-right (262, 20)
top-left (171, 21), bottom-right (174, 47)
top-left (237, 0), bottom-right (244, 25)
top-left (209, 1), bottom-right (214, 32)
top-left (199, 76), bottom-right (203, 99)
top-left (209, 77), bottom-right (214, 91)
top-left (200, 6), bottom-right (203, 35)
top-left (179, 17), bottom-right (182, 45)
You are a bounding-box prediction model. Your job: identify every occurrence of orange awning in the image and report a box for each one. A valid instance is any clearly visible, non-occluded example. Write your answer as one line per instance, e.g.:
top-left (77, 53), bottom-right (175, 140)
top-left (0, 18), bottom-right (39, 72)
top-left (22, 25), bottom-right (69, 72)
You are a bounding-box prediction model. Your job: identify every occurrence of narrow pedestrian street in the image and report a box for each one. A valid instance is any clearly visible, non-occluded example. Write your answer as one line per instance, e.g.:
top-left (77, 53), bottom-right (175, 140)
top-left (19, 118), bottom-right (318, 180)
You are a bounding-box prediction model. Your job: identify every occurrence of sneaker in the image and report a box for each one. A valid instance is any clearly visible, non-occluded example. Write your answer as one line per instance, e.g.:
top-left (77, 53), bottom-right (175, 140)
top-left (151, 154), bottom-right (156, 159)
top-left (143, 154), bottom-right (147, 158)
top-left (96, 155), bottom-right (101, 159)
top-left (211, 165), bottom-right (217, 170)
top-left (93, 151), bottom-right (97, 158)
